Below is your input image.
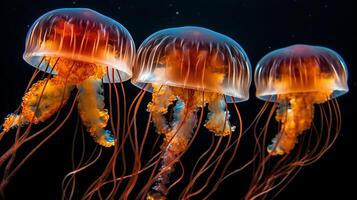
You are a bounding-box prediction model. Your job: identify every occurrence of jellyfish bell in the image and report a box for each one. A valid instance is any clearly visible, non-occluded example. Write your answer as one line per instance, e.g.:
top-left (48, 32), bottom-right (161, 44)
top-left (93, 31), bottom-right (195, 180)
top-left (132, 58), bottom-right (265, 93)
top-left (23, 8), bottom-right (135, 82)
top-left (255, 44), bottom-right (348, 155)
top-left (255, 44), bottom-right (348, 102)
top-left (133, 26), bottom-right (251, 102)
top-left (0, 8), bottom-right (135, 193)
top-left (246, 44), bottom-right (348, 199)
top-left (2, 7), bottom-right (135, 144)
top-left (131, 26), bottom-right (251, 199)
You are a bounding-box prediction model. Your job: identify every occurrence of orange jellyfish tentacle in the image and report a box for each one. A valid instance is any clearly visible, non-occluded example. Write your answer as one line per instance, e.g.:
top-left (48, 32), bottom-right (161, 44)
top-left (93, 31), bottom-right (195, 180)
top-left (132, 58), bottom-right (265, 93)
top-left (147, 84), bottom-right (176, 134)
top-left (204, 94), bottom-right (235, 136)
top-left (147, 83), bottom-right (238, 199)
top-left (268, 92), bottom-right (331, 155)
top-left (1, 56), bottom-right (116, 147)
top-left (2, 77), bottom-right (74, 133)
top-left (151, 96), bottom-right (198, 198)
top-left (49, 57), bottom-right (114, 147)
top-left (76, 78), bottom-right (115, 147)
top-left (146, 84), bottom-right (199, 199)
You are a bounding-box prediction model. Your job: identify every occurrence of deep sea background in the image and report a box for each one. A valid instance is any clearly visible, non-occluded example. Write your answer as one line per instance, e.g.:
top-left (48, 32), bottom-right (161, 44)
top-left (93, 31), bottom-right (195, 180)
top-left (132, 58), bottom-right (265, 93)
top-left (0, 0), bottom-right (355, 199)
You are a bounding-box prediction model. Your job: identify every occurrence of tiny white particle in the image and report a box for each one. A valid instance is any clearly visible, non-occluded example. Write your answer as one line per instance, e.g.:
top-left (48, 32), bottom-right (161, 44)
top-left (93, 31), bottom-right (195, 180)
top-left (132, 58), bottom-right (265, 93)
top-left (175, 11), bottom-right (180, 15)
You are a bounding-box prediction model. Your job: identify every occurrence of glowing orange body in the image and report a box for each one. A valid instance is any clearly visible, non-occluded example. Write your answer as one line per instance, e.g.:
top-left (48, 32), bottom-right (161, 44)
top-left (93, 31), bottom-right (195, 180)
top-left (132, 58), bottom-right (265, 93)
top-left (133, 26), bottom-right (251, 102)
top-left (24, 9), bottom-right (135, 80)
top-left (254, 44), bottom-right (348, 155)
top-left (2, 8), bottom-right (135, 148)
top-left (133, 26), bottom-right (251, 199)
top-left (267, 59), bottom-right (334, 155)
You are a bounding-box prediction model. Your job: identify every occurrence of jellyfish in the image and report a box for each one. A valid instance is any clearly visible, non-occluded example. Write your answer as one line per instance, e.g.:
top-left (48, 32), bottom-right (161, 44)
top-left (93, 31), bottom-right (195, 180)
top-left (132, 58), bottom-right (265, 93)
top-left (0, 8), bottom-right (135, 194)
top-left (246, 44), bottom-right (348, 199)
top-left (127, 26), bottom-right (251, 199)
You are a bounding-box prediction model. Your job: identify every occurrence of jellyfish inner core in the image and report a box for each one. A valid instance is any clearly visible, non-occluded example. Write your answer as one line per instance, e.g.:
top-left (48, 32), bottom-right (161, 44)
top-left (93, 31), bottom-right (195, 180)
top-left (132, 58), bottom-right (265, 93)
top-left (147, 83), bottom-right (235, 197)
top-left (268, 91), bottom-right (331, 155)
top-left (2, 57), bottom-right (114, 147)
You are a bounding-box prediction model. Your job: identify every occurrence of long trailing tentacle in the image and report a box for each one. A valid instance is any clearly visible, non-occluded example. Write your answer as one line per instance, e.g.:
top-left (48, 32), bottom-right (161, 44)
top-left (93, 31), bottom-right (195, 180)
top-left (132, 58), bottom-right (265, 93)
top-left (181, 94), bottom-right (236, 199)
top-left (0, 91), bottom-right (79, 193)
top-left (246, 94), bottom-right (341, 200)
